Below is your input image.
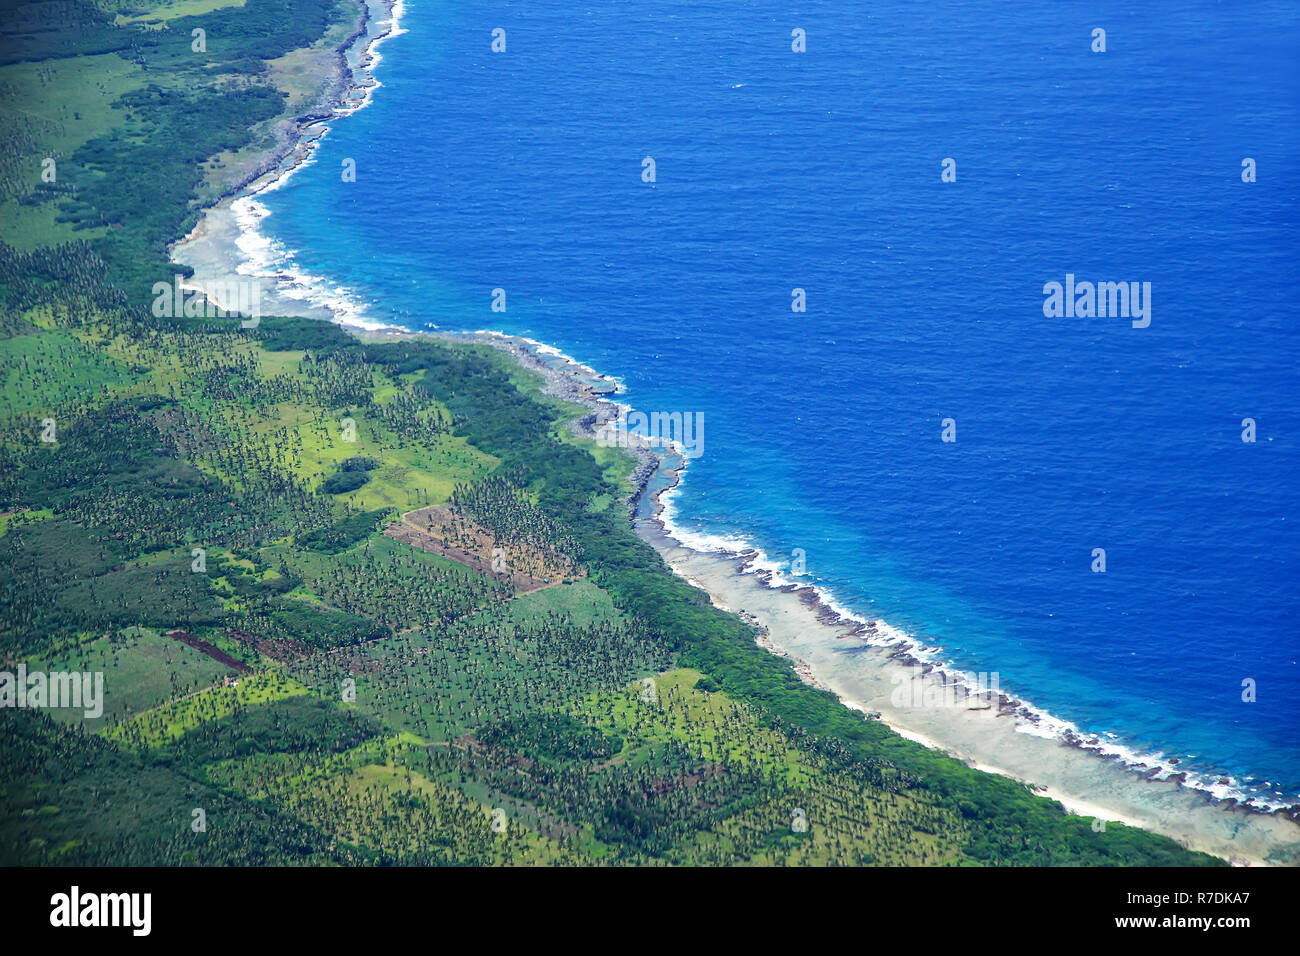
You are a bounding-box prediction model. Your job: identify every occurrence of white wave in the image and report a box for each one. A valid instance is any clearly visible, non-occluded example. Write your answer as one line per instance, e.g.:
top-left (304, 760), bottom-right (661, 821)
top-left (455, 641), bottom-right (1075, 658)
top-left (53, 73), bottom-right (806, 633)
top-left (207, 3), bottom-right (414, 336)
top-left (227, 196), bottom-right (397, 332)
top-left (647, 438), bottom-right (1293, 811)
top-left (192, 0), bottom-right (1297, 819)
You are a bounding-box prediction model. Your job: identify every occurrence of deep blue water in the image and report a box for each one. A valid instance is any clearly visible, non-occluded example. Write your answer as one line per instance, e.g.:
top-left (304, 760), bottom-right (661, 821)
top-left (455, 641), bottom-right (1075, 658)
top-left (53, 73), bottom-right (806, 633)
top-left (254, 0), bottom-right (1300, 804)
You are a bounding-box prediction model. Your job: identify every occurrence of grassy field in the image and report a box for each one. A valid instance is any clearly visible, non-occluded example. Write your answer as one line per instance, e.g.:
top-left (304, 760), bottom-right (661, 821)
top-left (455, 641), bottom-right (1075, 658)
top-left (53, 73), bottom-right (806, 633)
top-left (25, 626), bottom-right (238, 728)
top-left (112, 0), bottom-right (249, 27)
top-left (0, 328), bottom-right (134, 415)
top-left (105, 669), bottom-right (307, 748)
top-left (0, 51), bottom-right (145, 248)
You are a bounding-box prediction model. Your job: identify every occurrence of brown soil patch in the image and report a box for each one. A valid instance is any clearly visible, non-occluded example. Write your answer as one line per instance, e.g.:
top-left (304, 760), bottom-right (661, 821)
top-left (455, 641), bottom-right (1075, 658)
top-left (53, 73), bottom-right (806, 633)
top-left (384, 505), bottom-right (582, 594)
top-left (167, 629), bottom-right (251, 674)
top-left (225, 627), bottom-right (309, 664)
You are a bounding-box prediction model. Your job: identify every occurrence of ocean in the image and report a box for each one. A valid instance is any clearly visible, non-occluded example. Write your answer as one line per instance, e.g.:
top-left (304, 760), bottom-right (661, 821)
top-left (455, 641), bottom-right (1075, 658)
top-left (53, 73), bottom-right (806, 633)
top-left (234, 0), bottom-right (1300, 809)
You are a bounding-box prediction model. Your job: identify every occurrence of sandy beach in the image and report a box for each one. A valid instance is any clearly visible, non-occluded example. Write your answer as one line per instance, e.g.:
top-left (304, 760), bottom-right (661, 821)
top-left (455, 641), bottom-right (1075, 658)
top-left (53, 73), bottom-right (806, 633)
top-left (164, 0), bottom-right (1300, 868)
top-left (172, 0), bottom-right (402, 326)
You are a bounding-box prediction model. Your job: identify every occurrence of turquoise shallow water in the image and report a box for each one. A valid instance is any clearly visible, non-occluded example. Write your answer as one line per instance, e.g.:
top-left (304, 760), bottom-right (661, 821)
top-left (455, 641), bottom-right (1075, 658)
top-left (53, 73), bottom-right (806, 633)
top-left (247, 0), bottom-right (1300, 806)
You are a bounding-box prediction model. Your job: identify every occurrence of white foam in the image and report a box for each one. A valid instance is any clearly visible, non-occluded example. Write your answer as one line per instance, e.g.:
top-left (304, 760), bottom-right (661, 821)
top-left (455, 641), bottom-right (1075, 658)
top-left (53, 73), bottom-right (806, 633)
top-left (647, 442), bottom-right (1293, 812)
top-left (178, 0), bottom-right (1297, 818)
top-left (206, 3), bottom-right (412, 336)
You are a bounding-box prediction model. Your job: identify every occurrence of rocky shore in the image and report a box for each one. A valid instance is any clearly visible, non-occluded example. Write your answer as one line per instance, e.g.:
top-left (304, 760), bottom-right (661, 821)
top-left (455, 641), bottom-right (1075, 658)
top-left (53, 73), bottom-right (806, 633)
top-left (206, 0), bottom-right (389, 213)
top-left (436, 332), bottom-right (664, 516)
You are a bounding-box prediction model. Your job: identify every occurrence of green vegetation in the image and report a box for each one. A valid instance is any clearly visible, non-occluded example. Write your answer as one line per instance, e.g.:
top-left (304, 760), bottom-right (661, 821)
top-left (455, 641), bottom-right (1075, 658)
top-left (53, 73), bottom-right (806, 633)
top-left (26, 626), bottom-right (239, 727)
top-left (0, 0), bottom-right (1225, 867)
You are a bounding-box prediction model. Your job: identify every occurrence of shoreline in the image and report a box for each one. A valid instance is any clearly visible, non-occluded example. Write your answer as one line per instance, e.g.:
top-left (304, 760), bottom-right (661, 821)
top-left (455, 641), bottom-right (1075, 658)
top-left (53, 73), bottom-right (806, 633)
top-left (172, 0), bottom-right (405, 324)
top-left (354, 325), bottom-right (1300, 864)
top-left (165, 1), bottom-right (1299, 867)
top-left (632, 458), bottom-right (1300, 866)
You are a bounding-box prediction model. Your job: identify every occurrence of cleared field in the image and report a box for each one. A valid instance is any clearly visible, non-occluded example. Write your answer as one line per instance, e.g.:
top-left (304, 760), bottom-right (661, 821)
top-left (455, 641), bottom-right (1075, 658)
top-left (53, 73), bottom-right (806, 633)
top-left (23, 625), bottom-right (239, 728)
top-left (105, 669), bottom-right (307, 748)
top-left (112, 0), bottom-right (248, 26)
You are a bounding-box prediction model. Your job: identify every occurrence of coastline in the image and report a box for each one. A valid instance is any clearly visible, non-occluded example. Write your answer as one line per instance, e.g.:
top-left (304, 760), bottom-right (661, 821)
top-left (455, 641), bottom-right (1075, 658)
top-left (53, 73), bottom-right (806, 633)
top-left (348, 324), bottom-right (1300, 866)
top-left (633, 462), bottom-right (1300, 866)
top-left (172, 0), bottom-right (406, 327)
top-left (165, 0), bottom-right (1300, 867)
